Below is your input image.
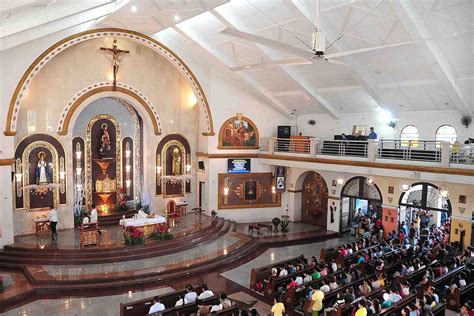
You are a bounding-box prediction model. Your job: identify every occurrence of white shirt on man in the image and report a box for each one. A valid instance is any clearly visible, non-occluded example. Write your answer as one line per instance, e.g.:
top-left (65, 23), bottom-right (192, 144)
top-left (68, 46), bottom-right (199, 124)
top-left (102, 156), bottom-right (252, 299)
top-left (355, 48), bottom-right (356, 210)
top-left (49, 208), bottom-right (58, 222)
top-left (295, 276), bottom-right (303, 285)
top-left (148, 302), bottom-right (165, 314)
top-left (90, 208), bottom-right (98, 223)
top-left (320, 284), bottom-right (330, 293)
top-left (184, 291), bottom-right (197, 304)
top-left (198, 290), bottom-right (214, 300)
top-left (210, 303), bottom-right (223, 312)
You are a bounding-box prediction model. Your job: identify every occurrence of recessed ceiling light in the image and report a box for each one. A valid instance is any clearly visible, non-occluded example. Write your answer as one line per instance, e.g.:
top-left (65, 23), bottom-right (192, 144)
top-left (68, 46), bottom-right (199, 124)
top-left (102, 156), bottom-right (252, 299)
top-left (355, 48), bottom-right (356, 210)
top-left (131, 5), bottom-right (137, 12)
top-left (399, 104), bottom-right (404, 107)
top-left (444, 102), bottom-right (449, 105)
top-left (174, 15), bottom-right (180, 21)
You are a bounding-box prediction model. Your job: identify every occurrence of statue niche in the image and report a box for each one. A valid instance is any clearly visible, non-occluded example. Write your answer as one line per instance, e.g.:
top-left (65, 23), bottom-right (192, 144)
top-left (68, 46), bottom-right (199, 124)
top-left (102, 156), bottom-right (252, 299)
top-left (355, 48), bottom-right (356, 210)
top-left (36, 151), bottom-right (52, 185)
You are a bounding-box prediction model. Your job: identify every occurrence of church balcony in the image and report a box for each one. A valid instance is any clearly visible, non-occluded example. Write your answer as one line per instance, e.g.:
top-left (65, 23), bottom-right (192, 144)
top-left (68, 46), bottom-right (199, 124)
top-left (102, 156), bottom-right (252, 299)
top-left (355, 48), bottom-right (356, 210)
top-left (259, 138), bottom-right (474, 182)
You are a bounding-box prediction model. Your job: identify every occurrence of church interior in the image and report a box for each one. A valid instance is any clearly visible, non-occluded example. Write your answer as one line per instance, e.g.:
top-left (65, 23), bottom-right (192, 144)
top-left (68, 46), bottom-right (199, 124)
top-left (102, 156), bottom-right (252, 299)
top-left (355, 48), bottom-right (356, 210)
top-left (0, 0), bottom-right (473, 315)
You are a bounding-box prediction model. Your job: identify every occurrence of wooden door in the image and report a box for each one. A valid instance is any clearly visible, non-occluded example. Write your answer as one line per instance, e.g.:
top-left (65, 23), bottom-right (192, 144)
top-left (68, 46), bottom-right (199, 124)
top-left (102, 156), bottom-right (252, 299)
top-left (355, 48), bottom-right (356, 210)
top-left (301, 172), bottom-right (328, 229)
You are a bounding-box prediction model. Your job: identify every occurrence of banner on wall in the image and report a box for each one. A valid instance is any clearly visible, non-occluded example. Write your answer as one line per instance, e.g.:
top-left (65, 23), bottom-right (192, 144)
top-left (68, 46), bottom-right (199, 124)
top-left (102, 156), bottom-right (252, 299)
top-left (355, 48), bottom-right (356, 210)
top-left (275, 166), bottom-right (286, 191)
top-left (381, 207), bottom-right (398, 239)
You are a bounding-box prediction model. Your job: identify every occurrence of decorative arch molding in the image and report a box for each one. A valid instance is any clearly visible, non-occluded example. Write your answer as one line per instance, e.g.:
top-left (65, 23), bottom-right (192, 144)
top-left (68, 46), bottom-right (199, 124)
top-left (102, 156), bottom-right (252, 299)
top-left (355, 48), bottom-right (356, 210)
top-left (57, 82), bottom-right (162, 136)
top-left (4, 28), bottom-right (214, 136)
top-left (341, 176), bottom-right (383, 203)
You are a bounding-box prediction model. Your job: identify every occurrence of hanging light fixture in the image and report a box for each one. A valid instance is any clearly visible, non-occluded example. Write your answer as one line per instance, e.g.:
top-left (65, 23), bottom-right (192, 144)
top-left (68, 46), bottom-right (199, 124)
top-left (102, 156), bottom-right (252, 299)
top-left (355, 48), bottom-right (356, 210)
top-left (400, 182), bottom-right (411, 192)
top-left (336, 176), bottom-right (345, 186)
top-left (365, 177), bottom-right (375, 186)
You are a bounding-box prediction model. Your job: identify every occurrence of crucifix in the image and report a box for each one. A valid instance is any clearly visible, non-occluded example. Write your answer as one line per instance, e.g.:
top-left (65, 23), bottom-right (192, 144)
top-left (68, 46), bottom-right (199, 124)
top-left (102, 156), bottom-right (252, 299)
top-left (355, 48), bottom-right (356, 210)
top-left (100, 38), bottom-right (129, 88)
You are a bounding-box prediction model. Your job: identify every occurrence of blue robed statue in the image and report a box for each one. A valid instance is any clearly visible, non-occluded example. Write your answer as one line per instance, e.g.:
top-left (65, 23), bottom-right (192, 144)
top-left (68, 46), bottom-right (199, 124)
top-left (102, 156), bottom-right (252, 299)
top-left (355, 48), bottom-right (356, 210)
top-left (36, 151), bottom-right (52, 185)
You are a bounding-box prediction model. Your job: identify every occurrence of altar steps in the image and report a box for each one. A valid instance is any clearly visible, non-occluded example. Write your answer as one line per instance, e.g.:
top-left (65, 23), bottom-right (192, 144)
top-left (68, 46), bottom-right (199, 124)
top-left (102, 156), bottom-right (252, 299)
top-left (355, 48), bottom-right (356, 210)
top-left (0, 217), bottom-right (234, 265)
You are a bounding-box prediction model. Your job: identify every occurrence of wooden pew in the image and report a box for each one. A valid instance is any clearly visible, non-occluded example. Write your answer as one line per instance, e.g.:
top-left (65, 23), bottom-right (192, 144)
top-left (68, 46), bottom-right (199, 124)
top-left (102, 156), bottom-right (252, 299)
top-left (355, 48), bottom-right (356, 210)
top-left (445, 269), bottom-right (473, 311)
top-left (120, 287), bottom-right (218, 316)
top-left (418, 265), bottom-right (466, 298)
top-left (250, 254), bottom-right (304, 290)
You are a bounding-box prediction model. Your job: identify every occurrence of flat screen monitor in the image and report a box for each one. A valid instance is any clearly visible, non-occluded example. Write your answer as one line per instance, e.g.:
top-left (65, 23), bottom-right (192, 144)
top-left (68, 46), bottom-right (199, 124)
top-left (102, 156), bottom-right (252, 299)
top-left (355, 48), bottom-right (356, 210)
top-left (227, 159), bottom-right (251, 173)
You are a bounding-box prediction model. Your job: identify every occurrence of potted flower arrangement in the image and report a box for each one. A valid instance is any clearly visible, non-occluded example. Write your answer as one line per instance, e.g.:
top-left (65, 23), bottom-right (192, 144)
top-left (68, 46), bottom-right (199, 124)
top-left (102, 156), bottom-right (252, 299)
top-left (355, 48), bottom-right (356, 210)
top-left (151, 222), bottom-right (173, 241)
top-left (124, 226), bottom-right (145, 246)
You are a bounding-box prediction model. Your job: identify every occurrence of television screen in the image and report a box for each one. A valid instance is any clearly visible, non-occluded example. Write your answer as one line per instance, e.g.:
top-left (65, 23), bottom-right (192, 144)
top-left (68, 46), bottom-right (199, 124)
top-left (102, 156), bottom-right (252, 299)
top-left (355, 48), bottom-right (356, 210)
top-left (227, 159), bottom-right (251, 173)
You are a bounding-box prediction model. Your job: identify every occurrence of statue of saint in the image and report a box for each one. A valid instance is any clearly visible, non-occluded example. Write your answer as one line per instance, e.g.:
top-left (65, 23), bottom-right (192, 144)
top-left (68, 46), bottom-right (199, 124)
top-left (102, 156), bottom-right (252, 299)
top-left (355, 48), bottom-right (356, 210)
top-left (99, 123), bottom-right (111, 156)
top-left (171, 148), bottom-right (182, 175)
top-left (36, 151), bottom-right (50, 185)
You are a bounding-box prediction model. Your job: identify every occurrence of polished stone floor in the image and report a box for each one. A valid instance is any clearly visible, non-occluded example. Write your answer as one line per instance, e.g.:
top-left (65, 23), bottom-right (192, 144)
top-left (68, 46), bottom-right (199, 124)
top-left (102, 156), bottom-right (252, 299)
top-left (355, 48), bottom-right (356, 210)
top-left (3, 286), bottom-right (175, 316)
top-left (41, 233), bottom-right (243, 277)
top-left (220, 234), bottom-right (354, 288)
top-left (11, 213), bottom-right (210, 250)
top-left (235, 221), bottom-right (321, 237)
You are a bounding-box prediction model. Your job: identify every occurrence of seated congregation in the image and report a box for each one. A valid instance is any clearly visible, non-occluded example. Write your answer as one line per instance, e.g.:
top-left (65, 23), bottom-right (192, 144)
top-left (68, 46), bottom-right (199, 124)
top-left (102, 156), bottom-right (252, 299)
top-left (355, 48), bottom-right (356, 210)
top-left (252, 218), bottom-right (473, 316)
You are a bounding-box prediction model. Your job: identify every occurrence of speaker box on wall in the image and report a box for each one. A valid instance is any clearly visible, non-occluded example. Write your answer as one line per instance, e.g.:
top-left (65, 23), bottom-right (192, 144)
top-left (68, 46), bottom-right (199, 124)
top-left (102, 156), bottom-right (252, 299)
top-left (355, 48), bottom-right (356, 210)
top-left (198, 161), bottom-right (205, 171)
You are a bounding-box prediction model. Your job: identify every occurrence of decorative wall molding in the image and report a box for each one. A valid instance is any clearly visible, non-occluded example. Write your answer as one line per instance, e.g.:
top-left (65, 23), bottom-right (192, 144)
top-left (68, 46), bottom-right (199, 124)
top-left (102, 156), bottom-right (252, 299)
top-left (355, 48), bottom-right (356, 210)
top-left (0, 159), bottom-right (15, 166)
top-left (57, 83), bottom-right (162, 136)
top-left (5, 28), bottom-right (214, 136)
top-left (195, 152), bottom-right (259, 159)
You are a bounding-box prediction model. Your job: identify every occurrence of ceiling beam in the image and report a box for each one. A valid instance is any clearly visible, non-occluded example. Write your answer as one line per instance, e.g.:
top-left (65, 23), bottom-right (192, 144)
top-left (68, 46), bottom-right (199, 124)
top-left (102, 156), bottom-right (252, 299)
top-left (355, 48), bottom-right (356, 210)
top-left (210, 8), bottom-right (340, 119)
top-left (169, 25), bottom-right (294, 119)
top-left (389, 0), bottom-right (472, 115)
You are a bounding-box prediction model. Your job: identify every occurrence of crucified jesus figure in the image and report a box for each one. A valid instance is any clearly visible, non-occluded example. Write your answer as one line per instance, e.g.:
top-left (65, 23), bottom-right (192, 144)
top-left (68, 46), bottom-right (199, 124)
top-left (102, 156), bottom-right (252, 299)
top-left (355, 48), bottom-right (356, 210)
top-left (100, 38), bottom-right (129, 88)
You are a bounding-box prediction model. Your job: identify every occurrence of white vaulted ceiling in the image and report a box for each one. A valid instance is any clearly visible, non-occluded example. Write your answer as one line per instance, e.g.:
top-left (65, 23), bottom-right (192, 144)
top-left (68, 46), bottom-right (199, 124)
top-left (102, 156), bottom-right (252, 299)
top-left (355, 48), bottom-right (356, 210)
top-left (1, 0), bottom-right (473, 118)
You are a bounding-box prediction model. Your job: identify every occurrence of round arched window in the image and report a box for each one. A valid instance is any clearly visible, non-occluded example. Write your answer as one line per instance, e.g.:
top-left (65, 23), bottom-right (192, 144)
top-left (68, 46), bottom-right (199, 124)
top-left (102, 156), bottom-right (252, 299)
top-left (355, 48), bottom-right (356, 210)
top-left (400, 125), bottom-right (419, 147)
top-left (436, 125), bottom-right (457, 144)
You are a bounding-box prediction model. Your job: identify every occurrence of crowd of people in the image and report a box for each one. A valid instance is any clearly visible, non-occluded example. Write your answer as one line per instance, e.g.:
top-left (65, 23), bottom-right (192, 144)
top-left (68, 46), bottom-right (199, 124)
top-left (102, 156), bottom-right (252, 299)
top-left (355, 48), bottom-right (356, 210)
top-left (267, 214), bottom-right (472, 316)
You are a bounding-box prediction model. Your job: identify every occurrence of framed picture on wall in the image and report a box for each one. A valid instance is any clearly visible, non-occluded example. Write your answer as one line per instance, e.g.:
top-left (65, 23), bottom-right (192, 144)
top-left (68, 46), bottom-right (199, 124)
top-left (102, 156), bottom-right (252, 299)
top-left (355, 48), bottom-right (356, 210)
top-left (276, 176), bottom-right (285, 190)
top-left (388, 186), bottom-right (394, 194)
top-left (459, 195), bottom-right (466, 204)
top-left (244, 181), bottom-right (257, 200)
top-left (352, 125), bottom-right (367, 136)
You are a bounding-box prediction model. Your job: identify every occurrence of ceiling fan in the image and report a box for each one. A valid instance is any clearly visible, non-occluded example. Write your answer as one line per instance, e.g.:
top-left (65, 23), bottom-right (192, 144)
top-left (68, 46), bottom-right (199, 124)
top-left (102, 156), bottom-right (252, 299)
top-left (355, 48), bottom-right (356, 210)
top-left (220, 2), bottom-right (417, 72)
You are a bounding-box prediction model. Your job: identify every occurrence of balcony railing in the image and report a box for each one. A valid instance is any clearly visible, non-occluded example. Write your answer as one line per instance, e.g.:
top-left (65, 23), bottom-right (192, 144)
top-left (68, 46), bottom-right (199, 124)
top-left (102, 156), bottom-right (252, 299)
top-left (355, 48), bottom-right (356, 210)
top-left (259, 137), bottom-right (474, 167)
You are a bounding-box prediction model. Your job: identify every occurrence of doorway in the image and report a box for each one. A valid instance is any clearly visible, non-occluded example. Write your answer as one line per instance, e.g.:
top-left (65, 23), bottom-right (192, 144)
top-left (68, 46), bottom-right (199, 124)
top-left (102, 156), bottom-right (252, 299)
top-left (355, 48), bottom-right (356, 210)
top-left (198, 181), bottom-right (205, 209)
top-left (340, 176), bottom-right (383, 232)
top-left (301, 172), bottom-right (328, 229)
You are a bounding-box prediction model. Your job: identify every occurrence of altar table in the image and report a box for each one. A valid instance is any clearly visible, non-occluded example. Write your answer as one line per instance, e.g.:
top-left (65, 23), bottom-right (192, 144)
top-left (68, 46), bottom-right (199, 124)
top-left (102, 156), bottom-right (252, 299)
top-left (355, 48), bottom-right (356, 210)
top-left (122, 216), bottom-right (167, 238)
top-left (34, 218), bottom-right (50, 236)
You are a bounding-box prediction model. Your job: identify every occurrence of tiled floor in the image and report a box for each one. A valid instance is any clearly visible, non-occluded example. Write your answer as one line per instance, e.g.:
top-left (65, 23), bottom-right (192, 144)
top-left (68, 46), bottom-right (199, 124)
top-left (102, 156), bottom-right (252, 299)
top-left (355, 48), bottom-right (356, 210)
top-left (3, 286), bottom-right (175, 316)
top-left (220, 235), bottom-right (354, 288)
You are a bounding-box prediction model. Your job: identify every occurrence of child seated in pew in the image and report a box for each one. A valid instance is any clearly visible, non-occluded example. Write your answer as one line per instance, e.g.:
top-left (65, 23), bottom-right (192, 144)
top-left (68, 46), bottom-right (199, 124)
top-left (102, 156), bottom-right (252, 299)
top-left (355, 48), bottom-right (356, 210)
top-left (149, 296), bottom-right (165, 315)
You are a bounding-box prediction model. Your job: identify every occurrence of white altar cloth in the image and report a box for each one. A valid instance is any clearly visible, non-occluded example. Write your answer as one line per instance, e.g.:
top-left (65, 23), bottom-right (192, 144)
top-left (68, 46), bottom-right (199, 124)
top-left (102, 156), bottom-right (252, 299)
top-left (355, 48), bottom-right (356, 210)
top-left (123, 216), bottom-right (167, 227)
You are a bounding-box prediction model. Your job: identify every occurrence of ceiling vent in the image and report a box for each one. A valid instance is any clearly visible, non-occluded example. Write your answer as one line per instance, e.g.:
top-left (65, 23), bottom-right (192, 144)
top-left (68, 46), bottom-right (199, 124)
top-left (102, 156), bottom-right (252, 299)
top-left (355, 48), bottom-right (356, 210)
top-left (307, 119), bottom-right (316, 126)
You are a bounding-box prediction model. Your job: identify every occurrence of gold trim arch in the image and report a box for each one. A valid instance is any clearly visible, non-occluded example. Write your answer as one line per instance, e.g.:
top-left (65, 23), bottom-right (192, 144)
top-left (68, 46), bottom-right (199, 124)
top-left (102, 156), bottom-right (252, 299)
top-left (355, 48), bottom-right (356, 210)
top-left (5, 28), bottom-right (214, 137)
top-left (57, 82), bottom-right (162, 136)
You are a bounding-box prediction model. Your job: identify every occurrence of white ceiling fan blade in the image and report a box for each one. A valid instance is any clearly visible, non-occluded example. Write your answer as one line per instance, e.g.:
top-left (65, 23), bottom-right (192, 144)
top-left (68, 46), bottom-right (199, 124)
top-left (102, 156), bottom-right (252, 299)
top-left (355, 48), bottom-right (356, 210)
top-left (324, 40), bottom-right (418, 59)
top-left (220, 27), bottom-right (314, 60)
top-left (325, 58), bottom-right (381, 74)
top-left (230, 58), bottom-right (312, 71)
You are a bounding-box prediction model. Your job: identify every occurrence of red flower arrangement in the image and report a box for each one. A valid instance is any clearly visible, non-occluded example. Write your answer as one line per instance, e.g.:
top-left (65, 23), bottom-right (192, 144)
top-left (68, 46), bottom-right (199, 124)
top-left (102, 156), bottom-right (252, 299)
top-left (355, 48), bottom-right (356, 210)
top-left (151, 222), bottom-right (173, 241)
top-left (124, 226), bottom-right (145, 246)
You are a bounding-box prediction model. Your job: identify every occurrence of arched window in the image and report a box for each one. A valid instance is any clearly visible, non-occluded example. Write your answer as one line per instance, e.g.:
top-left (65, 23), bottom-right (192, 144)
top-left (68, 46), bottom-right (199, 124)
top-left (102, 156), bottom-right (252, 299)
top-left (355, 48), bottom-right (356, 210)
top-left (400, 125), bottom-right (419, 147)
top-left (27, 110), bottom-right (36, 133)
top-left (436, 125), bottom-right (457, 144)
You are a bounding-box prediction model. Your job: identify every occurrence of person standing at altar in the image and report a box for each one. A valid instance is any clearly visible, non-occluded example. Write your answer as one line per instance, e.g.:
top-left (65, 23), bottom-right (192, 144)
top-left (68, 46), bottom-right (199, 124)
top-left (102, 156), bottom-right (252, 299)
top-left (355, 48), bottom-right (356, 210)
top-left (49, 205), bottom-right (58, 242)
top-left (89, 204), bottom-right (101, 236)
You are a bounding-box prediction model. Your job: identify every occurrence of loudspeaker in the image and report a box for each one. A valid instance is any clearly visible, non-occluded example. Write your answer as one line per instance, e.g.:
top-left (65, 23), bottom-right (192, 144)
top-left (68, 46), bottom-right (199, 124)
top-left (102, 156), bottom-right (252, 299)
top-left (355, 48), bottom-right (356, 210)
top-left (198, 161), bottom-right (205, 171)
top-left (277, 126), bottom-right (291, 138)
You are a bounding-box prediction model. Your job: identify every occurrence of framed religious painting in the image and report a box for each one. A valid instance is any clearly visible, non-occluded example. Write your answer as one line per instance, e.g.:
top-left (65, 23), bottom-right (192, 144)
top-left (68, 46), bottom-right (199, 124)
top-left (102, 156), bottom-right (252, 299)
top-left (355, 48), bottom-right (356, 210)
top-left (244, 181), bottom-right (257, 200)
top-left (218, 115), bottom-right (259, 149)
top-left (352, 125), bottom-right (367, 136)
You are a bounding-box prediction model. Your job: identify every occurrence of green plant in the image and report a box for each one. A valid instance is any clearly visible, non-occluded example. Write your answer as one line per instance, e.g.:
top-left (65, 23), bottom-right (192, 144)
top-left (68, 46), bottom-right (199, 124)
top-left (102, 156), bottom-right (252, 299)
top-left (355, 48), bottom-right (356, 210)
top-left (280, 220), bottom-right (289, 233)
top-left (124, 226), bottom-right (145, 246)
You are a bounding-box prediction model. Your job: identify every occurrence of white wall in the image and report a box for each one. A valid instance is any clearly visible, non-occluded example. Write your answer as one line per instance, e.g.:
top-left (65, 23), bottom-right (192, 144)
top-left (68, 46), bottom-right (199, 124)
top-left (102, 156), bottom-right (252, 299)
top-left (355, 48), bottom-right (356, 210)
top-left (0, 166), bottom-right (14, 248)
top-left (297, 111), bottom-right (473, 141)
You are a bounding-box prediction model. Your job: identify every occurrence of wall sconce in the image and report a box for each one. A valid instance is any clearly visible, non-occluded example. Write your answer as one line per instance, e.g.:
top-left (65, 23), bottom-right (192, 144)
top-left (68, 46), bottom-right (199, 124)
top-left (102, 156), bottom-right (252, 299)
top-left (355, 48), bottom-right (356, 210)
top-left (336, 176), bottom-right (345, 186)
top-left (125, 150), bottom-right (131, 158)
top-left (75, 151), bottom-right (82, 160)
top-left (223, 187), bottom-right (229, 205)
top-left (365, 177), bottom-right (375, 186)
top-left (156, 166), bottom-right (162, 174)
top-left (125, 165), bottom-right (131, 173)
top-left (15, 173), bottom-right (22, 182)
top-left (186, 164), bottom-right (191, 173)
top-left (60, 171), bottom-right (66, 180)
top-left (76, 167), bottom-right (82, 175)
top-left (271, 185), bottom-right (276, 203)
top-left (76, 184), bottom-right (82, 190)
top-left (126, 180), bottom-right (131, 188)
top-left (271, 186), bottom-right (276, 194)
top-left (400, 182), bottom-right (411, 192)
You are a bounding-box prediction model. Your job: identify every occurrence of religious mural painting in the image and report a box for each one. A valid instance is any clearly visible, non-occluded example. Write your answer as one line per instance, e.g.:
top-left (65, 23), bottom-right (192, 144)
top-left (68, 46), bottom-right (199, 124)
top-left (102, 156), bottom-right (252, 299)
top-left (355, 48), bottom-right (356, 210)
top-left (218, 115), bottom-right (259, 149)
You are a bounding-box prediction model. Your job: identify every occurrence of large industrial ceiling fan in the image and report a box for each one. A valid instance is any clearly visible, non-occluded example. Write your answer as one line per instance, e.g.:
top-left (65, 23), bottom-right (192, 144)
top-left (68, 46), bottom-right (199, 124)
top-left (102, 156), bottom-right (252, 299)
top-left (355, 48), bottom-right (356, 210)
top-left (220, 1), bottom-right (417, 72)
